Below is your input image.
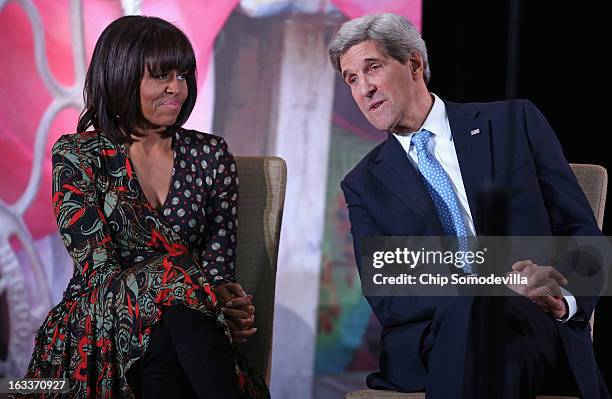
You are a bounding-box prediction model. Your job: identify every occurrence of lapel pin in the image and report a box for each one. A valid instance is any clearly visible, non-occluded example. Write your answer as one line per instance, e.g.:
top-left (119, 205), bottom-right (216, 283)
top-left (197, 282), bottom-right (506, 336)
top-left (470, 128), bottom-right (480, 136)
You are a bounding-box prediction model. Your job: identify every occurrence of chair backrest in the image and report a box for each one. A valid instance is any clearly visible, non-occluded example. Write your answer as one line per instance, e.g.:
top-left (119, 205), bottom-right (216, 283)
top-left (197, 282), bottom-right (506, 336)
top-left (570, 163), bottom-right (608, 336)
top-left (570, 164), bottom-right (608, 230)
top-left (234, 156), bottom-right (287, 384)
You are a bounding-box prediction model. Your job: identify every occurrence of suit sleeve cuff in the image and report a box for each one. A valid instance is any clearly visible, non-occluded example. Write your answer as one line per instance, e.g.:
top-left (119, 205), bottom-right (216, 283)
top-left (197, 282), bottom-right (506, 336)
top-left (556, 287), bottom-right (578, 322)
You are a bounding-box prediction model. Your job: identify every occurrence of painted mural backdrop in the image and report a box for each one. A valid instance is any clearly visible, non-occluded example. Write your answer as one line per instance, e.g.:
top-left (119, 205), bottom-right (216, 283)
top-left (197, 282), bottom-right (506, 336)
top-left (316, 79), bottom-right (384, 375)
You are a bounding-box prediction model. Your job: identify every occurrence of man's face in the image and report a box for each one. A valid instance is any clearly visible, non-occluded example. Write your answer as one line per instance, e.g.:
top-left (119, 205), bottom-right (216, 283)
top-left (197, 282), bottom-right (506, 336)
top-left (339, 40), bottom-right (418, 132)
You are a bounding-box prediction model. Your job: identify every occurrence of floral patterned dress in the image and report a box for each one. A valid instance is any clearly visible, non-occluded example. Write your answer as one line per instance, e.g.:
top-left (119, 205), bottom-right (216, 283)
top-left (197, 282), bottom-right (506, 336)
top-left (21, 129), bottom-right (269, 398)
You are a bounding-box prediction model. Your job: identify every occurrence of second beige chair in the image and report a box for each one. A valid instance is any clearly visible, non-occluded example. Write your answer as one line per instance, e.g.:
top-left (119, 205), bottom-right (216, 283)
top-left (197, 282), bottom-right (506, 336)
top-left (233, 156), bottom-right (287, 384)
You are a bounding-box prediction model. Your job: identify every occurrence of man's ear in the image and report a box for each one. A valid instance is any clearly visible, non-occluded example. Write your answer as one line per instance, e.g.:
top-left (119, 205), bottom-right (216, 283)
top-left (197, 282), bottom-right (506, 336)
top-left (408, 52), bottom-right (424, 77)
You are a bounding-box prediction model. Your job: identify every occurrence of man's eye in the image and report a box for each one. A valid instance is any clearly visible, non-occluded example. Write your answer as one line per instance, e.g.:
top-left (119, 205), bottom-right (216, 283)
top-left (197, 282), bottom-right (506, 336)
top-left (370, 64), bottom-right (381, 71)
top-left (347, 76), bottom-right (357, 84)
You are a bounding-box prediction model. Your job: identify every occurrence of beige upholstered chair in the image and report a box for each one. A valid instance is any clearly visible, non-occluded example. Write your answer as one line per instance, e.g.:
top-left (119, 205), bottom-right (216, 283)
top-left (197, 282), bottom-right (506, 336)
top-left (233, 156), bottom-right (287, 385)
top-left (572, 164), bottom-right (608, 230)
top-left (345, 163), bottom-right (608, 399)
top-left (572, 164), bottom-right (607, 337)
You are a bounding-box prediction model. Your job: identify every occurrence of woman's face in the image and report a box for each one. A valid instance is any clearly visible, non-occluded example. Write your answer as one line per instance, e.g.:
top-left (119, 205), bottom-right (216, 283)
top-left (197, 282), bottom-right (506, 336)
top-left (139, 68), bottom-right (188, 130)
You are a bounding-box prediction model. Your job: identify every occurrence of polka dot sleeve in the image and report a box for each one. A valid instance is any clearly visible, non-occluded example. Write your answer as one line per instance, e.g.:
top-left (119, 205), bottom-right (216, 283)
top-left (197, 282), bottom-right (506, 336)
top-left (198, 137), bottom-right (239, 285)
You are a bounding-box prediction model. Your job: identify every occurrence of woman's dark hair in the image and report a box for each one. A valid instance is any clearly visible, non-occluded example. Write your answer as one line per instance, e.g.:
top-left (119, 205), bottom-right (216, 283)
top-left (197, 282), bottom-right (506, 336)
top-left (77, 15), bottom-right (197, 143)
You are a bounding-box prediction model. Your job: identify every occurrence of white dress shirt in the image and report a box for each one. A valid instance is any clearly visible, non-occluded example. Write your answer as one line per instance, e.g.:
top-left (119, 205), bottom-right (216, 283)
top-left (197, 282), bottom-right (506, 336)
top-left (393, 93), bottom-right (577, 322)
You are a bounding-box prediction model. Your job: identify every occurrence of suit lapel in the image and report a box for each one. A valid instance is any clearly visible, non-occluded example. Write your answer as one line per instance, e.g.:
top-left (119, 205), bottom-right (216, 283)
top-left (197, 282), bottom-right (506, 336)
top-left (445, 101), bottom-right (493, 234)
top-left (372, 134), bottom-right (434, 217)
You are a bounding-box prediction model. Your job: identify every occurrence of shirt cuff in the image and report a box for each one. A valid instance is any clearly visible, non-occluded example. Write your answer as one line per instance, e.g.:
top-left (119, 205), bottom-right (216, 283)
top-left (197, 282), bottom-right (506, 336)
top-left (556, 287), bottom-right (577, 322)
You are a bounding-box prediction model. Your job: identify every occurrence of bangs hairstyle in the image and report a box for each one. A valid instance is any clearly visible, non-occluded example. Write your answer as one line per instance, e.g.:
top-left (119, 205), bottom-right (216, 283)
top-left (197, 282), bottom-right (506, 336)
top-left (77, 15), bottom-right (197, 144)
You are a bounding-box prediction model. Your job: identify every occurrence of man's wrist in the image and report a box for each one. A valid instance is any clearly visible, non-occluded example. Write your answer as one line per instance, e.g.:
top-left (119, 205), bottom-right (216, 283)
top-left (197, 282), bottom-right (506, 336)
top-left (559, 297), bottom-right (569, 319)
top-left (557, 288), bottom-right (578, 322)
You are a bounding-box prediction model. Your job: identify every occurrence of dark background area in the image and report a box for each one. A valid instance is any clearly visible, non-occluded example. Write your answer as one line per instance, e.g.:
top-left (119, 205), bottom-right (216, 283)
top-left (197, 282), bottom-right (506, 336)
top-left (422, 0), bottom-right (611, 389)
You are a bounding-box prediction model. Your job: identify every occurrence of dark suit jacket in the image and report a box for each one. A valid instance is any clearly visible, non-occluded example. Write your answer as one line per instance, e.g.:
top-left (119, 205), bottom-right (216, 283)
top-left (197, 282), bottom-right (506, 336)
top-left (342, 99), bottom-right (608, 398)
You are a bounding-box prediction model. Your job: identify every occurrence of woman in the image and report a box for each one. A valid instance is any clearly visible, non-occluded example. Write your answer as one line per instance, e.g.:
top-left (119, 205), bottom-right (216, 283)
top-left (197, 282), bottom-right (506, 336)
top-left (22, 15), bottom-right (269, 398)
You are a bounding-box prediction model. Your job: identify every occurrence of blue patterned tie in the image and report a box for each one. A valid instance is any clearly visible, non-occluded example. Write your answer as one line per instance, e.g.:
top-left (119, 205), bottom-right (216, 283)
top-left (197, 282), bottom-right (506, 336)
top-left (411, 129), bottom-right (472, 273)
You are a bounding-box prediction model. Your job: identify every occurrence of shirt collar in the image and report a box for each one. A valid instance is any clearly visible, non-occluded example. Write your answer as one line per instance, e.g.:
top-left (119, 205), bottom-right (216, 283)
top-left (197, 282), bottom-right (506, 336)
top-left (420, 93), bottom-right (450, 140)
top-left (392, 93), bottom-right (451, 145)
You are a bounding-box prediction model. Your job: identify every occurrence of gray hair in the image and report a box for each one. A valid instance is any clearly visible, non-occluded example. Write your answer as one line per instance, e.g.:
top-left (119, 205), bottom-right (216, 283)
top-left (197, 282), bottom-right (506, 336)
top-left (328, 13), bottom-right (430, 82)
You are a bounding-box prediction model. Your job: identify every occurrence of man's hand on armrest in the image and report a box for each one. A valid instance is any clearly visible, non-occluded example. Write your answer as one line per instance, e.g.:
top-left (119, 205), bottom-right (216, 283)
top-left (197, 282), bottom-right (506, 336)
top-left (507, 260), bottom-right (571, 319)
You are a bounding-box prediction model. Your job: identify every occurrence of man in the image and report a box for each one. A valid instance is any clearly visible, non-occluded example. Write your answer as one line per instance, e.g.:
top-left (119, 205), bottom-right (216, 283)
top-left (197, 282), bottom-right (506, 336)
top-left (328, 13), bottom-right (608, 399)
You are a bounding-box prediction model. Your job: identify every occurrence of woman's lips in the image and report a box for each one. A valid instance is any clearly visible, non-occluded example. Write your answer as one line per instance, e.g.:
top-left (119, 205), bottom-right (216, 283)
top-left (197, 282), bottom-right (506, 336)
top-left (160, 100), bottom-right (182, 109)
